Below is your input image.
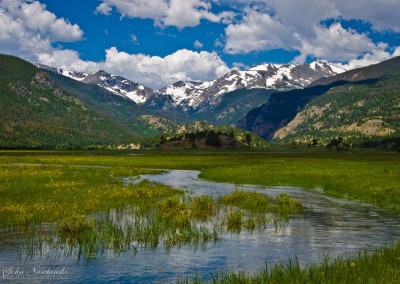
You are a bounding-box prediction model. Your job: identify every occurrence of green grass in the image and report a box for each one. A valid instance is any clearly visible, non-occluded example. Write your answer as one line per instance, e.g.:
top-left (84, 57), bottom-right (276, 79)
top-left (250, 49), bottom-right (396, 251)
top-left (0, 164), bottom-right (171, 227)
top-left (57, 214), bottom-right (96, 233)
top-left (0, 156), bottom-right (303, 260)
top-left (180, 243), bottom-right (400, 283)
top-left (1, 151), bottom-right (398, 208)
top-left (1, 150), bottom-right (399, 281)
top-left (199, 153), bottom-right (400, 209)
top-left (225, 211), bottom-right (243, 231)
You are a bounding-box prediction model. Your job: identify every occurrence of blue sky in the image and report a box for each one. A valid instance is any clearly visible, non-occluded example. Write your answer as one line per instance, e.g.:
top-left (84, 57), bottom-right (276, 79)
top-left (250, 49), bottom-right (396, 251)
top-left (1, 0), bottom-right (400, 88)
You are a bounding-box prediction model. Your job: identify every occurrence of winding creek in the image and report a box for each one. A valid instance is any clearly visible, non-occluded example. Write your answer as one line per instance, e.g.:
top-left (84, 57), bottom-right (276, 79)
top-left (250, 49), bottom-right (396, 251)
top-left (1, 169), bottom-right (400, 283)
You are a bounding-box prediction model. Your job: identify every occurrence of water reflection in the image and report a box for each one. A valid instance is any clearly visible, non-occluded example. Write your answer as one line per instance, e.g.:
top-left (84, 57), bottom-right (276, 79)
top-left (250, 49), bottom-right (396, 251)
top-left (0, 170), bottom-right (399, 283)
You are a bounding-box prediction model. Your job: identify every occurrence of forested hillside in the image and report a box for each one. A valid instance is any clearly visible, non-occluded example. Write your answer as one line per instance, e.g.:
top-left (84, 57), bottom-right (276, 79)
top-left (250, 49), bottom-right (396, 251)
top-left (274, 72), bottom-right (400, 143)
top-left (0, 55), bottom-right (133, 149)
top-left (44, 71), bottom-right (160, 136)
top-left (237, 56), bottom-right (400, 141)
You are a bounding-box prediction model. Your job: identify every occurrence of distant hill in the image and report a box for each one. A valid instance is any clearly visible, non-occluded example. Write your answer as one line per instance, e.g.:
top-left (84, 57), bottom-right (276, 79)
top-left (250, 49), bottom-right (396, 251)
top-left (136, 115), bottom-right (182, 134)
top-left (274, 72), bottom-right (400, 142)
top-left (237, 56), bottom-right (400, 141)
top-left (120, 119), bottom-right (269, 149)
top-left (0, 54), bottom-right (134, 149)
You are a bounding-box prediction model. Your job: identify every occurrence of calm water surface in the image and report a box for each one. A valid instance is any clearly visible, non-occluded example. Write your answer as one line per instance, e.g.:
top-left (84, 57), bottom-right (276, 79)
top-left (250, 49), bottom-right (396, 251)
top-left (1, 170), bottom-right (399, 283)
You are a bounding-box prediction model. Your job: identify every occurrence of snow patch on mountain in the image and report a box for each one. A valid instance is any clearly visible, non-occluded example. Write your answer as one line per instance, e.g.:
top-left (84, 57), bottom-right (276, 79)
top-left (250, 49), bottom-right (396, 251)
top-left (35, 61), bottom-right (345, 110)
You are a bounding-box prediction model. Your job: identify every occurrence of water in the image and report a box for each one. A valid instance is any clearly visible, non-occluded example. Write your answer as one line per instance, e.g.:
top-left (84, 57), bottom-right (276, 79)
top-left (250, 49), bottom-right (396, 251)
top-left (1, 170), bottom-right (399, 283)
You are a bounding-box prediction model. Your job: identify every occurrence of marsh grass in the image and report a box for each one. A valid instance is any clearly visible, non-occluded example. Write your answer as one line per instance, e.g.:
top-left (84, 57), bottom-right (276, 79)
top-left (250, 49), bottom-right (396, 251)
top-left (57, 214), bottom-right (95, 233)
top-left (272, 193), bottom-right (303, 215)
top-left (0, 164), bottom-right (175, 227)
top-left (183, 243), bottom-right (400, 283)
top-left (3, 151), bottom-right (399, 280)
top-left (220, 190), bottom-right (271, 212)
top-left (218, 190), bottom-right (302, 232)
top-left (190, 195), bottom-right (215, 219)
top-left (225, 211), bottom-right (243, 231)
top-left (3, 151), bottom-right (398, 208)
top-left (3, 162), bottom-right (301, 259)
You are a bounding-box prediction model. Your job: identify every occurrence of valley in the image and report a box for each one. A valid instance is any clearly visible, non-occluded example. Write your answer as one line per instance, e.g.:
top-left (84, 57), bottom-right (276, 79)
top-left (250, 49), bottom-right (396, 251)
top-left (1, 53), bottom-right (400, 283)
top-left (2, 1), bottom-right (400, 283)
top-left (0, 151), bottom-right (399, 282)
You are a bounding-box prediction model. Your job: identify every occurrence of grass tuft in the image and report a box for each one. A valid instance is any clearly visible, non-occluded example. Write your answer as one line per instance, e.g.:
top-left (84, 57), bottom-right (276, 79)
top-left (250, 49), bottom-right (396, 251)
top-left (57, 214), bottom-right (95, 234)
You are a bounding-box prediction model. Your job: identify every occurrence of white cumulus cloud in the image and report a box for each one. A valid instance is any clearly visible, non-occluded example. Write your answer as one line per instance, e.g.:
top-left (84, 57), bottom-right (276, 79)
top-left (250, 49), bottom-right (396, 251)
top-left (223, 3), bottom-right (400, 66)
top-left (95, 0), bottom-right (233, 29)
top-left (335, 46), bottom-right (400, 70)
top-left (293, 23), bottom-right (378, 62)
top-left (94, 3), bottom-right (112, 16)
top-left (0, 1), bottom-right (230, 89)
top-left (224, 8), bottom-right (299, 54)
top-left (0, 0), bottom-right (83, 61)
top-left (194, 40), bottom-right (203, 49)
top-left (39, 48), bottom-right (230, 89)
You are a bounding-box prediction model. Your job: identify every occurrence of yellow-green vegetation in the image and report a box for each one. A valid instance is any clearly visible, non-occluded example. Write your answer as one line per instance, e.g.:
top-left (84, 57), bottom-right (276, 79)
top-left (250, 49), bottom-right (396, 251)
top-left (183, 243), bottom-right (400, 283)
top-left (57, 214), bottom-right (96, 234)
top-left (273, 193), bottom-right (303, 214)
top-left (0, 157), bottom-right (304, 260)
top-left (1, 151), bottom-right (398, 208)
top-left (220, 190), bottom-right (302, 214)
top-left (190, 195), bottom-right (215, 218)
top-left (220, 190), bottom-right (302, 231)
top-left (199, 153), bottom-right (400, 209)
top-left (1, 150), bottom-right (399, 281)
top-left (0, 164), bottom-right (171, 227)
top-left (225, 211), bottom-right (243, 231)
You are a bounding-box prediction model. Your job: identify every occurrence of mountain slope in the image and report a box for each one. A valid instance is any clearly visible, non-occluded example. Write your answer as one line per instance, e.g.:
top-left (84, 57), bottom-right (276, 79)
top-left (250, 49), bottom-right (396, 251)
top-left (191, 88), bottom-right (274, 125)
top-left (43, 70), bottom-right (161, 136)
top-left (0, 55), bottom-right (134, 148)
top-left (237, 56), bottom-right (400, 140)
top-left (274, 73), bottom-right (400, 142)
top-left (309, 56), bottom-right (400, 87)
top-left (36, 61), bottom-right (343, 125)
top-left (153, 62), bottom-right (343, 110)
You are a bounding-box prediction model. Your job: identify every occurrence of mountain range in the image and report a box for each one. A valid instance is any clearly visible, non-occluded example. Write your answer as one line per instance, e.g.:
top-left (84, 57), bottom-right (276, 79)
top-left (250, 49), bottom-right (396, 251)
top-left (3, 52), bottom-right (400, 149)
top-left (36, 61), bottom-right (344, 125)
top-left (237, 56), bottom-right (400, 143)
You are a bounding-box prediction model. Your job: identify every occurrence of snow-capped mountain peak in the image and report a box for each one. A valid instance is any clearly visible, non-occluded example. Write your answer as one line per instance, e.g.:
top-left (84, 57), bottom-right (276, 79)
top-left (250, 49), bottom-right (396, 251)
top-left (34, 64), bottom-right (152, 104)
top-left (35, 60), bottom-right (344, 109)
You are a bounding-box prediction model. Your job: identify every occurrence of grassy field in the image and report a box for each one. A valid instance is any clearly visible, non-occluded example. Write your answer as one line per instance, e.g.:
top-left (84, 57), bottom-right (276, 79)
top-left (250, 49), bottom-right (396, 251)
top-left (1, 150), bottom-right (399, 208)
top-left (179, 243), bottom-right (400, 283)
top-left (0, 151), bottom-right (304, 260)
top-left (0, 150), bottom-right (399, 282)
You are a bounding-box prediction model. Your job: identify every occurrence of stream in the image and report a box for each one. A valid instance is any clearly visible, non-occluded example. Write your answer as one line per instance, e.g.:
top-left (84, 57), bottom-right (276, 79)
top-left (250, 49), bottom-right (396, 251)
top-left (1, 169), bottom-right (399, 283)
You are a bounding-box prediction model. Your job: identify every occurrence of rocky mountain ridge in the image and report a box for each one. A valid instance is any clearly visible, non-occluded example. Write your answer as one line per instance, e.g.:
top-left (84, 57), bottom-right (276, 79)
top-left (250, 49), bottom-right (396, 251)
top-left (236, 56), bottom-right (400, 141)
top-left (35, 61), bottom-right (345, 112)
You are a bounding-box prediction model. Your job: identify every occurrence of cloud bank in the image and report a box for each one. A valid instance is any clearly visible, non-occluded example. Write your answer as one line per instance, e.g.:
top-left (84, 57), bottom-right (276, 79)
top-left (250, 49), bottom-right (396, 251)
top-left (38, 48), bottom-right (230, 89)
top-left (0, 0), bottom-right (399, 89)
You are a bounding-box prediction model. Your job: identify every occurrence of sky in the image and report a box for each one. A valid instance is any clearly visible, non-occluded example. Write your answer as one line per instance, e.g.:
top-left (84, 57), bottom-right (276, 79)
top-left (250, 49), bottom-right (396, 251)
top-left (1, 0), bottom-right (400, 89)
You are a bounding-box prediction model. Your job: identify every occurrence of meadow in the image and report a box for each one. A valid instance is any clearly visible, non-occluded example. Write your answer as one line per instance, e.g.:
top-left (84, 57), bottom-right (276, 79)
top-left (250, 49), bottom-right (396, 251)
top-left (0, 151), bottom-right (303, 261)
top-left (0, 150), bottom-right (399, 282)
top-left (1, 150), bottom-right (399, 208)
